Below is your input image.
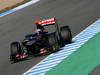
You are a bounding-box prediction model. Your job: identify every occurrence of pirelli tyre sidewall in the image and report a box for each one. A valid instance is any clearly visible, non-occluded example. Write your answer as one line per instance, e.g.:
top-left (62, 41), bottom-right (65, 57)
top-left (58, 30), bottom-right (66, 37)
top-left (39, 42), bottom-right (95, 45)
top-left (10, 41), bottom-right (21, 62)
top-left (48, 33), bottom-right (59, 52)
top-left (60, 26), bottom-right (72, 45)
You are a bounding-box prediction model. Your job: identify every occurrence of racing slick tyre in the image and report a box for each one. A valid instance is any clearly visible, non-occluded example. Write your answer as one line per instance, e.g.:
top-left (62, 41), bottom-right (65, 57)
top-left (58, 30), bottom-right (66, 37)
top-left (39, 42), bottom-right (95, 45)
top-left (10, 41), bottom-right (21, 62)
top-left (48, 33), bottom-right (59, 52)
top-left (60, 26), bottom-right (72, 45)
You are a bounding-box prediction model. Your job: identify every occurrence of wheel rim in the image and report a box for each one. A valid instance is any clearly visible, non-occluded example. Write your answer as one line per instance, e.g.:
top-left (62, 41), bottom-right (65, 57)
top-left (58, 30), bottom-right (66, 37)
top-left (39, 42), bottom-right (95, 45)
top-left (52, 44), bottom-right (59, 52)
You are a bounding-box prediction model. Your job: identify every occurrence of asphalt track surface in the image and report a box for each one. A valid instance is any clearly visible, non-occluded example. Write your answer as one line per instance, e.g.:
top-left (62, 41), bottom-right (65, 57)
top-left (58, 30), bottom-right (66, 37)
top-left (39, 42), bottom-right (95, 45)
top-left (0, 0), bottom-right (100, 75)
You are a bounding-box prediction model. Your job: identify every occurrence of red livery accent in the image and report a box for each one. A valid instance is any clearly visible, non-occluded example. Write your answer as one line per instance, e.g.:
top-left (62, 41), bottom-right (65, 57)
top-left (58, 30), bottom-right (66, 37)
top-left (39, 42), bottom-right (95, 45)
top-left (35, 18), bottom-right (56, 25)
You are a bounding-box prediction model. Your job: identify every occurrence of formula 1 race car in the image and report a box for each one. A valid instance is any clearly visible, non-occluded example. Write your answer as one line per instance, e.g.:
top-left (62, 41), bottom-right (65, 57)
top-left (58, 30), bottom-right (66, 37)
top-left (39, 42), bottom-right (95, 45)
top-left (10, 18), bottom-right (72, 63)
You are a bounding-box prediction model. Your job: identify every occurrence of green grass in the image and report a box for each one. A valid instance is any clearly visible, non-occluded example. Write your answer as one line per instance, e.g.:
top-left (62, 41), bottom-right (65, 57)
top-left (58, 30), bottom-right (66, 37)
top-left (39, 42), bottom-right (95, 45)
top-left (45, 32), bottom-right (100, 75)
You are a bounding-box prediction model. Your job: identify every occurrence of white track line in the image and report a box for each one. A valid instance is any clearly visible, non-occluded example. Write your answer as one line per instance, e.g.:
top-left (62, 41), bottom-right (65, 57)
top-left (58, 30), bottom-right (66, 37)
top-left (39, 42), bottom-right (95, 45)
top-left (0, 0), bottom-right (40, 17)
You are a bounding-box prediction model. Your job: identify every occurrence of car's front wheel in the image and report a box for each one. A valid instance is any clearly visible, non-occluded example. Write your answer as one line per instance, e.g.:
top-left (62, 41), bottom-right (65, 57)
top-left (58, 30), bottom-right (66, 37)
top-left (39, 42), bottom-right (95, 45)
top-left (10, 41), bottom-right (21, 62)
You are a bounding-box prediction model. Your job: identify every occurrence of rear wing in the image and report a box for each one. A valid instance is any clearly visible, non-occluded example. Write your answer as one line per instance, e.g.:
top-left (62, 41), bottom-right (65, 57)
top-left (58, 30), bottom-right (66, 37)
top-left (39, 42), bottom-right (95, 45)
top-left (34, 18), bottom-right (56, 26)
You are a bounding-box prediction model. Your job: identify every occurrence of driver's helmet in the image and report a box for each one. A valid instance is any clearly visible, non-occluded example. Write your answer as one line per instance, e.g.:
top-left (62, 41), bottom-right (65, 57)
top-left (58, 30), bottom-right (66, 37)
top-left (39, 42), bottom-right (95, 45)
top-left (35, 29), bottom-right (42, 34)
top-left (35, 23), bottom-right (45, 34)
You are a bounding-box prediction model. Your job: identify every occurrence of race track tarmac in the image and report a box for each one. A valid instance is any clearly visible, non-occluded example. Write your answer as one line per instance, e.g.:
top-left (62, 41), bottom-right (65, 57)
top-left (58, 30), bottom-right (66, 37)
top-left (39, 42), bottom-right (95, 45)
top-left (0, 0), bottom-right (100, 75)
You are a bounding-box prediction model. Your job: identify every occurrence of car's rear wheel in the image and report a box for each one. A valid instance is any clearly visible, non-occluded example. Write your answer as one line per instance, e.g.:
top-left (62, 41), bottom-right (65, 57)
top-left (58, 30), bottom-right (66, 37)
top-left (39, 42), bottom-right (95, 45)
top-left (60, 26), bottom-right (72, 45)
top-left (10, 41), bottom-right (21, 62)
top-left (48, 33), bottom-right (59, 52)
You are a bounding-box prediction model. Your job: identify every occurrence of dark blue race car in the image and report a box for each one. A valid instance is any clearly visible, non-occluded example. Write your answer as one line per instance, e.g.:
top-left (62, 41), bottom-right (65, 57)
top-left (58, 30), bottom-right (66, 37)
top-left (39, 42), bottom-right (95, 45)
top-left (10, 18), bottom-right (72, 63)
